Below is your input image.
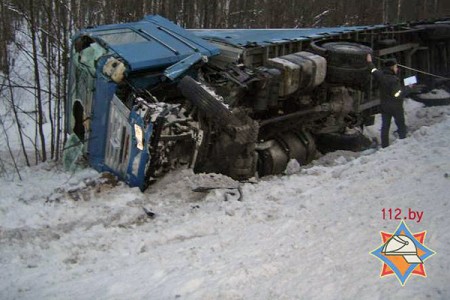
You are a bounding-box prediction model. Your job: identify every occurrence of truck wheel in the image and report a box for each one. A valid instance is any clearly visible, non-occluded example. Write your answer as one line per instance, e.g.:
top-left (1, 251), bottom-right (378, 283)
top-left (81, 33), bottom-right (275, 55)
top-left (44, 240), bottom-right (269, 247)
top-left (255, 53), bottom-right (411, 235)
top-left (321, 42), bottom-right (372, 68)
top-left (309, 40), bottom-right (328, 56)
top-left (326, 65), bottom-right (370, 86)
top-left (310, 41), bottom-right (372, 86)
top-left (411, 89), bottom-right (450, 106)
top-left (310, 41), bottom-right (372, 67)
top-left (315, 130), bottom-right (372, 153)
top-left (178, 76), bottom-right (235, 127)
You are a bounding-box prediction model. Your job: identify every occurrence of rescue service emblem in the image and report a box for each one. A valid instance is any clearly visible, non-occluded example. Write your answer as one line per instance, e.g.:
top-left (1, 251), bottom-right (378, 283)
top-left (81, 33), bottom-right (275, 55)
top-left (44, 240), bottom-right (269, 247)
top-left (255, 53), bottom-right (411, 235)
top-left (370, 221), bottom-right (435, 286)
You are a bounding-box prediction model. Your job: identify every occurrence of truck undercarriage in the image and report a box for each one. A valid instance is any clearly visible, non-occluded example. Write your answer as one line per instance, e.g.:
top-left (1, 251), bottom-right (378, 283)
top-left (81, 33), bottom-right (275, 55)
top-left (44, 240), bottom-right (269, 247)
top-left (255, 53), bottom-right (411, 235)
top-left (66, 16), bottom-right (450, 190)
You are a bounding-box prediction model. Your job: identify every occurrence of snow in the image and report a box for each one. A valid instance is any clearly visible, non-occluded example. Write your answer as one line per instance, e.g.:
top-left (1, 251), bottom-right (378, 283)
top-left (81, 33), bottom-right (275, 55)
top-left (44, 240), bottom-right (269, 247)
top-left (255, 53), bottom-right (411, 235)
top-left (1, 100), bottom-right (450, 299)
top-left (199, 82), bottom-right (229, 109)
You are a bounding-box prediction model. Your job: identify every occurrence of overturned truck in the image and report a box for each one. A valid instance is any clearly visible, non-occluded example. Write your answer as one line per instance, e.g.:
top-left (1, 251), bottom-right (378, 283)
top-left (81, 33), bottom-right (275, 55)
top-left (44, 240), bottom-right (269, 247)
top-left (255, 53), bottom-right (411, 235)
top-left (66, 15), bottom-right (450, 190)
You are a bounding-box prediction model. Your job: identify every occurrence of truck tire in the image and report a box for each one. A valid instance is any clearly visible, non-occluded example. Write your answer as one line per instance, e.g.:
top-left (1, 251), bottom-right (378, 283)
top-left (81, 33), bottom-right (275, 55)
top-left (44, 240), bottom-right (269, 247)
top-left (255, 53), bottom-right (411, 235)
top-left (326, 65), bottom-right (370, 86)
top-left (310, 41), bottom-right (372, 86)
top-left (315, 130), bottom-right (372, 153)
top-left (321, 42), bottom-right (372, 68)
top-left (310, 41), bottom-right (372, 67)
top-left (178, 76), bottom-right (235, 127)
top-left (309, 40), bottom-right (328, 57)
top-left (411, 89), bottom-right (450, 106)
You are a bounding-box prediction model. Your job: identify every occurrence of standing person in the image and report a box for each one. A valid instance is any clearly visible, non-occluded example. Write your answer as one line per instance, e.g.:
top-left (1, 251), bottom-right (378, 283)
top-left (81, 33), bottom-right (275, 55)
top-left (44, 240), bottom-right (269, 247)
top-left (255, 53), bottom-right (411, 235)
top-left (367, 54), bottom-right (407, 148)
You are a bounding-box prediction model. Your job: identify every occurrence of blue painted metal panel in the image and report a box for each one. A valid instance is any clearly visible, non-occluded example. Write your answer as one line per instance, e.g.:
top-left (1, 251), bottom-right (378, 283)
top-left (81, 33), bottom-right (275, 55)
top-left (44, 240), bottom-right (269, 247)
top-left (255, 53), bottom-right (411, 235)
top-left (127, 109), bottom-right (153, 190)
top-left (79, 15), bottom-right (220, 72)
top-left (190, 25), bottom-right (387, 47)
top-left (143, 15), bottom-right (219, 54)
top-left (88, 61), bottom-right (117, 171)
top-left (163, 52), bottom-right (204, 80)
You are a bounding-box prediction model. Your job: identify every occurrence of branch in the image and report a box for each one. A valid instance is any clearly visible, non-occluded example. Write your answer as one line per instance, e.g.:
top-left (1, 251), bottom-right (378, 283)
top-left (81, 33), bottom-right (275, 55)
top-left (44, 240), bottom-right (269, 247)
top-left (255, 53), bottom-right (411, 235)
top-left (0, 80), bottom-right (53, 96)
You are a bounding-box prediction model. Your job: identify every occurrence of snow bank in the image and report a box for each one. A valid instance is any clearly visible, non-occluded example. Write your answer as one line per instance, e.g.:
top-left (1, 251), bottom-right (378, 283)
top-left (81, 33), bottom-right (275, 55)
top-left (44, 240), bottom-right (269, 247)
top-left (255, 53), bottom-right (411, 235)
top-left (1, 102), bottom-right (450, 299)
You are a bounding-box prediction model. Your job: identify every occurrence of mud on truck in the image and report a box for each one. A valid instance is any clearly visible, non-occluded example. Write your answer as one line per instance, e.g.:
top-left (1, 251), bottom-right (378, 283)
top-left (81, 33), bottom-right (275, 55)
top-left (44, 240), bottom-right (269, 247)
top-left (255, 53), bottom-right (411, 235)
top-left (65, 15), bottom-right (450, 190)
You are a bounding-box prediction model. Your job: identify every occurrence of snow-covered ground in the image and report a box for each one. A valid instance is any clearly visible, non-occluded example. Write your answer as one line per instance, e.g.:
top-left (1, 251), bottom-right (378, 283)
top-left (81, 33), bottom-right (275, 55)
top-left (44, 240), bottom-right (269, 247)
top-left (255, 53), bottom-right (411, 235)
top-left (1, 100), bottom-right (450, 299)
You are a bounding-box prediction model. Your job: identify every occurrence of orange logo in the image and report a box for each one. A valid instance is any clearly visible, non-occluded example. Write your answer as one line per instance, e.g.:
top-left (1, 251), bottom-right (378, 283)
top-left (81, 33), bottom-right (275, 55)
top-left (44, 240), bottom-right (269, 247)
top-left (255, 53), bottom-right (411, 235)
top-left (371, 221), bottom-right (435, 286)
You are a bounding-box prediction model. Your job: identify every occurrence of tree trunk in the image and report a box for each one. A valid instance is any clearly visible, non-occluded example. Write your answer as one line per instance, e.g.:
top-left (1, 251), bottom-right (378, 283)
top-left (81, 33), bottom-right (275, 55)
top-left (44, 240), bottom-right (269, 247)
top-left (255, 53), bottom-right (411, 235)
top-left (45, 0), bottom-right (55, 159)
top-left (382, 0), bottom-right (389, 23)
top-left (6, 75), bottom-right (30, 167)
top-left (29, 0), bottom-right (47, 162)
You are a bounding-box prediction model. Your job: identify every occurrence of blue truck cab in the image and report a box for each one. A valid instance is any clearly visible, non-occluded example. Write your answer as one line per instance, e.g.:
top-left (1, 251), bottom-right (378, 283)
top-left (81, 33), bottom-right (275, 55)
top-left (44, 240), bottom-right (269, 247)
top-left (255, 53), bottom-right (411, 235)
top-left (66, 16), bottom-right (219, 190)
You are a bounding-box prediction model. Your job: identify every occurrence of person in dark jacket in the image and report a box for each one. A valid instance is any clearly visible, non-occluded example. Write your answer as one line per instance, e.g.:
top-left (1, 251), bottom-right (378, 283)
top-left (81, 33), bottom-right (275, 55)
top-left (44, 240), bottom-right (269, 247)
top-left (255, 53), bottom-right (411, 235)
top-left (367, 54), bottom-right (407, 148)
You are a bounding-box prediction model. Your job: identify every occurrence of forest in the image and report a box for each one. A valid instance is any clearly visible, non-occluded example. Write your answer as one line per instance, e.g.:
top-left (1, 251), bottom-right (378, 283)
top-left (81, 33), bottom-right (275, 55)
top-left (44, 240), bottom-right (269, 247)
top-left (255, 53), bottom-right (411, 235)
top-left (0, 0), bottom-right (449, 173)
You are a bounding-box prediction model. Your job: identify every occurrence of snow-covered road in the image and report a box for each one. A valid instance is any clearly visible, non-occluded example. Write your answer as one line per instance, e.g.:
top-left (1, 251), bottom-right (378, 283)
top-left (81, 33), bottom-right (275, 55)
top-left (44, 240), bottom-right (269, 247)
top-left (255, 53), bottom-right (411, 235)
top-left (1, 101), bottom-right (450, 299)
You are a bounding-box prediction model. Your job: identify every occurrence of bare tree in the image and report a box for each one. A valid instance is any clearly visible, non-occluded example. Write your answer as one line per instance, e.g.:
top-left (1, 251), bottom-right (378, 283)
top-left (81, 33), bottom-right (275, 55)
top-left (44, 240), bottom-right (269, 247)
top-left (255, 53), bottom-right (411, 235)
top-left (1, 0), bottom-right (449, 172)
top-left (28, 0), bottom-right (47, 162)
